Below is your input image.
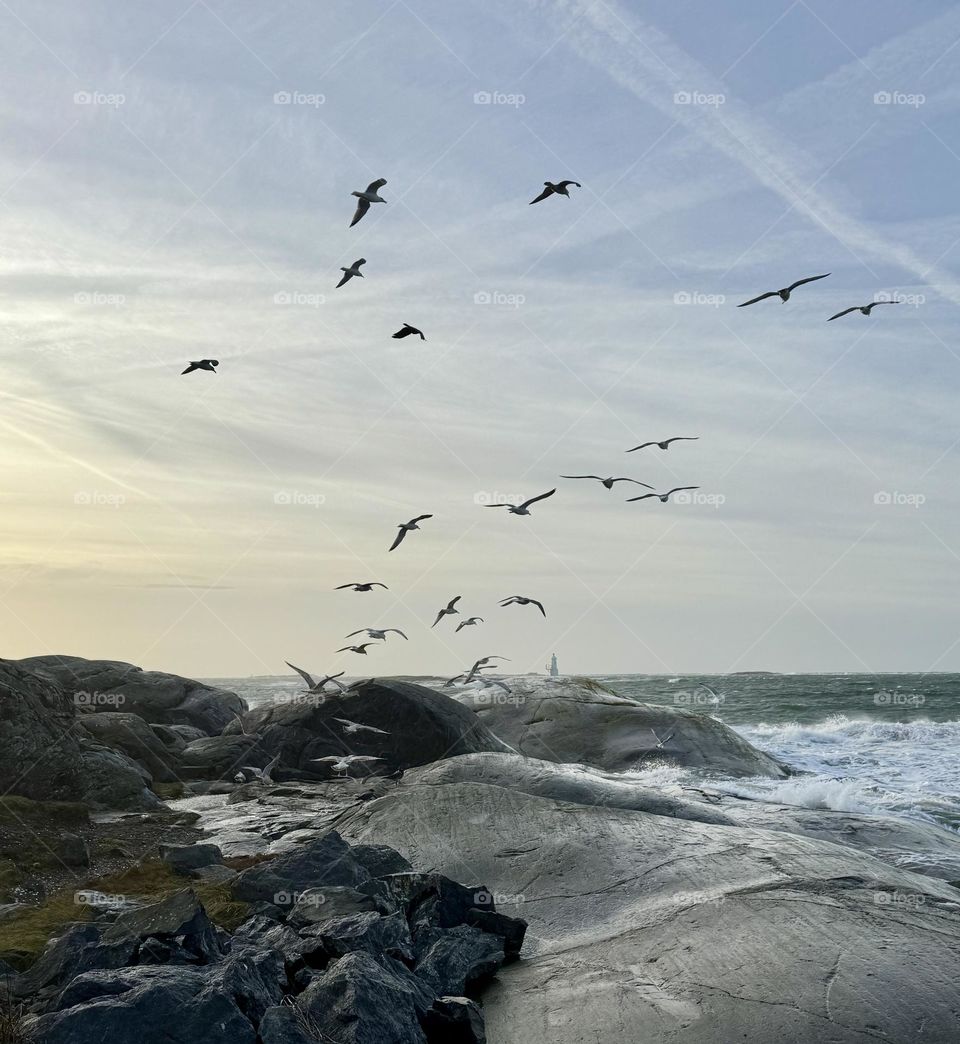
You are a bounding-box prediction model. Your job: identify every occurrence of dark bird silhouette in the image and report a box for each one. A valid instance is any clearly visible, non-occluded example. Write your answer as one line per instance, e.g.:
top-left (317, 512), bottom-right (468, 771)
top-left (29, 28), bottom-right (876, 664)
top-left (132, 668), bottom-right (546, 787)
top-left (337, 258), bottom-right (367, 288)
top-left (392, 323), bottom-right (425, 340)
top-left (285, 662), bottom-right (347, 694)
top-left (827, 300), bottom-right (899, 322)
top-left (627, 486), bottom-right (700, 503)
top-left (389, 514), bottom-right (433, 552)
top-left (349, 178), bottom-right (387, 227)
top-left (484, 489), bottom-right (556, 516)
top-left (529, 180), bottom-right (582, 204)
top-left (627, 437), bottom-right (698, 453)
top-left (182, 359), bottom-right (218, 375)
top-left (561, 475), bottom-right (654, 490)
top-left (335, 582), bottom-right (388, 592)
top-left (432, 596), bottom-right (462, 628)
top-left (500, 595), bottom-right (546, 616)
top-left (344, 628), bottom-right (408, 641)
top-left (336, 643), bottom-right (375, 655)
top-left (738, 273), bottom-right (830, 307)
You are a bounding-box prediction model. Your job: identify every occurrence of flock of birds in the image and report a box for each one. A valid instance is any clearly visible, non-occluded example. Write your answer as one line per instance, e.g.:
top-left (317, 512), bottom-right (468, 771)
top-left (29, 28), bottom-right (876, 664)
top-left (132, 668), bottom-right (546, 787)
top-left (205, 175), bottom-right (902, 781)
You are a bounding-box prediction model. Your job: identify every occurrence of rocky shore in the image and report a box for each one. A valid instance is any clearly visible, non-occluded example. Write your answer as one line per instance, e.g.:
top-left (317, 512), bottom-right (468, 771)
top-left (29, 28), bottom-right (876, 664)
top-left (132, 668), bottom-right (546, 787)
top-left (1, 656), bottom-right (959, 1042)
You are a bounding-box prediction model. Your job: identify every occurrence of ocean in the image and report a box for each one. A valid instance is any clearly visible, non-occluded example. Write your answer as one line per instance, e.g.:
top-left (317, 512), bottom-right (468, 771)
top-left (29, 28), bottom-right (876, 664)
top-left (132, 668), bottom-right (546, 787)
top-left (208, 672), bottom-right (960, 836)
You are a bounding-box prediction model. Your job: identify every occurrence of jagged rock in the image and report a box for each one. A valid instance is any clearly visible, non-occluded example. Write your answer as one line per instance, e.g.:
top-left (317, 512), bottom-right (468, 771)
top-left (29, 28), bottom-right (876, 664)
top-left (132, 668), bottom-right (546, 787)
top-left (103, 890), bottom-right (224, 964)
top-left (78, 712), bottom-right (179, 782)
top-left (16, 656), bottom-right (245, 736)
top-left (465, 909), bottom-right (526, 961)
top-left (77, 742), bottom-right (164, 811)
top-left (352, 843), bottom-right (414, 877)
top-left (452, 675), bottom-right (790, 777)
top-left (236, 678), bottom-right (512, 776)
top-left (258, 1005), bottom-right (323, 1044)
top-left (288, 886), bottom-right (384, 928)
top-left (301, 911), bottom-right (415, 963)
top-left (159, 843), bottom-right (223, 875)
top-left (54, 832), bottom-right (90, 868)
top-left (178, 734), bottom-right (267, 781)
top-left (422, 996), bottom-right (486, 1043)
top-left (414, 925), bottom-right (504, 996)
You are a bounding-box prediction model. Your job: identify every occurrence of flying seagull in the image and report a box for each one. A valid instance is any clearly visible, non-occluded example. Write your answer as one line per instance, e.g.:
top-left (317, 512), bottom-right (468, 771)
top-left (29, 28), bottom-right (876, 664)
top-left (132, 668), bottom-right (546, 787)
top-left (485, 488), bottom-right (556, 516)
top-left (349, 178), bottom-right (387, 227)
top-left (344, 628), bottom-right (408, 641)
top-left (560, 475), bottom-right (654, 491)
top-left (432, 596), bottom-right (462, 628)
top-left (650, 728), bottom-right (675, 750)
top-left (446, 655), bottom-right (512, 686)
top-left (827, 300), bottom-right (899, 322)
top-left (240, 754), bottom-right (281, 784)
top-left (499, 595), bottom-right (546, 617)
top-left (333, 717), bottom-right (390, 736)
top-left (392, 323), bottom-right (425, 340)
top-left (389, 514), bottom-right (433, 552)
top-left (738, 273), bottom-right (830, 307)
top-left (336, 643), bottom-right (375, 655)
top-left (181, 359), bottom-right (218, 375)
top-left (627, 437), bottom-right (699, 453)
top-left (285, 662), bottom-right (347, 694)
top-left (455, 616), bottom-right (484, 632)
top-left (627, 486), bottom-right (700, 504)
top-left (529, 180), bottom-right (581, 204)
top-left (336, 258), bottom-right (367, 288)
top-left (335, 582), bottom-right (388, 592)
top-left (311, 754), bottom-right (383, 777)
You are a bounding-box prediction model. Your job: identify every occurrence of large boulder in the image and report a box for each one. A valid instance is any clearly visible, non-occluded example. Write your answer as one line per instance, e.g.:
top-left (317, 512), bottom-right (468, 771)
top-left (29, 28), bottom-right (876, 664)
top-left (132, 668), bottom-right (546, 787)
top-left (337, 776), bottom-right (960, 1044)
top-left (78, 712), bottom-right (179, 782)
top-left (451, 676), bottom-right (789, 777)
top-left (16, 656), bottom-right (245, 735)
top-left (237, 679), bottom-right (512, 776)
top-left (178, 735), bottom-right (267, 781)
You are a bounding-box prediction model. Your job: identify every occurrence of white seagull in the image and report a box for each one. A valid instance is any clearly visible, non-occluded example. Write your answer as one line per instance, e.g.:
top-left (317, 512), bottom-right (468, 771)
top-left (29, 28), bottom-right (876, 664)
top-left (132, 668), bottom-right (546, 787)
top-left (286, 662), bottom-right (348, 694)
top-left (626, 437), bottom-right (699, 453)
top-left (560, 475), bottom-right (654, 490)
top-left (240, 754), bottom-right (281, 784)
top-left (500, 595), bottom-right (546, 616)
top-left (336, 258), bottom-right (367, 288)
top-left (738, 273), bottom-right (830, 307)
top-left (529, 180), bottom-right (581, 204)
top-left (344, 628), bottom-right (408, 642)
top-left (626, 487), bottom-right (699, 504)
top-left (455, 616), bottom-right (484, 632)
top-left (485, 489), bottom-right (556, 516)
top-left (827, 300), bottom-right (899, 322)
top-left (432, 596), bottom-right (462, 628)
top-left (349, 178), bottom-right (387, 227)
top-left (311, 754), bottom-right (383, 777)
top-left (333, 717), bottom-right (390, 736)
top-left (389, 514), bottom-right (433, 552)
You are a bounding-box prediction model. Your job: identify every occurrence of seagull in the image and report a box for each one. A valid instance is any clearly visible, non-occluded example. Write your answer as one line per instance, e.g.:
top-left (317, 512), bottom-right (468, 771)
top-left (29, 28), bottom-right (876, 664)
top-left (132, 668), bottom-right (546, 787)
top-left (560, 475), bottom-right (654, 491)
top-left (500, 595), bottom-right (546, 617)
top-left (432, 596), bottom-right (462, 628)
top-left (827, 300), bottom-right (899, 322)
top-left (696, 683), bottom-right (724, 706)
top-left (455, 616), bottom-right (484, 632)
top-left (232, 712), bottom-right (248, 736)
top-left (336, 643), bottom-right (375, 655)
top-left (311, 754), bottom-right (383, 778)
top-left (529, 180), bottom-right (581, 204)
top-left (336, 258), bottom-right (367, 288)
top-left (344, 628), bottom-right (408, 641)
top-left (626, 437), bottom-right (699, 453)
top-left (335, 582), bottom-right (388, 592)
top-left (240, 754), bottom-right (281, 784)
top-left (285, 662), bottom-right (347, 694)
top-left (349, 178), bottom-right (387, 227)
top-left (627, 487), bottom-right (699, 504)
top-left (738, 273), bottom-right (830, 307)
top-left (181, 359), bottom-right (218, 375)
top-left (389, 514), bottom-right (433, 552)
top-left (447, 655), bottom-right (512, 686)
top-left (484, 489), bottom-right (556, 516)
top-left (473, 678), bottom-right (512, 695)
top-left (392, 323), bottom-right (425, 340)
top-left (650, 728), bottom-right (675, 750)
top-left (333, 717), bottom-right (390, 736)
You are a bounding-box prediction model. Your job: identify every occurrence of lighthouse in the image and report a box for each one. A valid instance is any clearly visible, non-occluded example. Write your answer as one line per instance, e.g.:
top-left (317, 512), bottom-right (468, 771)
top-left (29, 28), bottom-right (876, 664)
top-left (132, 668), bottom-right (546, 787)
top-left (547, 653), bottom-right (559, 677)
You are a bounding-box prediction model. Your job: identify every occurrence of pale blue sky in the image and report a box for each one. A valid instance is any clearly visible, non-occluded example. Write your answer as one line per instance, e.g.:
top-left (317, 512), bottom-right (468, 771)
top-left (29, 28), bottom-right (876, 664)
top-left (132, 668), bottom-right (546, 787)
top-left (1, 0), bottom-right (959, 677)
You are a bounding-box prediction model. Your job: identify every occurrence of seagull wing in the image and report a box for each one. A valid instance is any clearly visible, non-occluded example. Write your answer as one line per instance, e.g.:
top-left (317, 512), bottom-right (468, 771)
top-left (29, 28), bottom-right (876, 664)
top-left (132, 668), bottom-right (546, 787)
top-left (365, 178), bottom-right (387, 194)
top-left (334, 646), bottom-right (355, 653)
top-left (612, 478), bottom-right (655, 489)
top-left (384, 629), bottom-right (408, 639)
top-left (737, 291), bottom-right (778, 307)
top-left (388, 528), bottom-right (407, 552)
top-left (863, 301), bottom-right (898, 314)
top-left (529, 186), bottom-right (553, 205)
top-left (786, 272), bottom-right (830, 292)
top-left (560, 475), bottom-right (602, 481)
top-left (311, 757), bottom-right (340, 763)
top-left (667, 486), bottom-right (699, 496)
top-left (336, 271), bottom-right (352, 288)
top-left (261, 754), bottom-right (281, 783)
top-left (626, 493), bottom-right (657, 502)
top-left (410, 514), bottom-right (433, 524)
top-left (333, 718), bottom-right (356, 727)
top-left (520, 488), bottom-right (557, 509)
top-left (371, 582), bottom-right (388, 589)
top-left (446, 596), bottom-right (462, 610)
top-left (664, 437), bottom-right (699, 446)
top-left (558, 180), bottom-right (581, 188)
top-left (499, 596), bottom-right (520, 605)
top-left (181, 363), bottom-right (200, 375)
top-left (349, 197), bottom-right (371, 227)
top-left (530, 599), bottom-right (547, 617)
top-left (285, 661), bottom-right (316, 689)
top-left (335, 583), bottom-right (358, 590)
top-left (392, 326), bottom-right (413, 338)
top-left (350, 756), bottom-right (383, 763)
top-left (827, 306), bottom-right (858, 321)
top-left (626, 442), bottom-right (656, 452)
top-left (343, 630), bottom-right (366, 639)
top-left (431, 610), bottom-right (445, 628)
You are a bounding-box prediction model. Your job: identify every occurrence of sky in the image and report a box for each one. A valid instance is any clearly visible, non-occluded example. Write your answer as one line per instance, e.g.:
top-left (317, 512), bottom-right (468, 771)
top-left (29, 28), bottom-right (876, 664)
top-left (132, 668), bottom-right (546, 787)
top-left (1, 0), bottom-right (959, 679)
